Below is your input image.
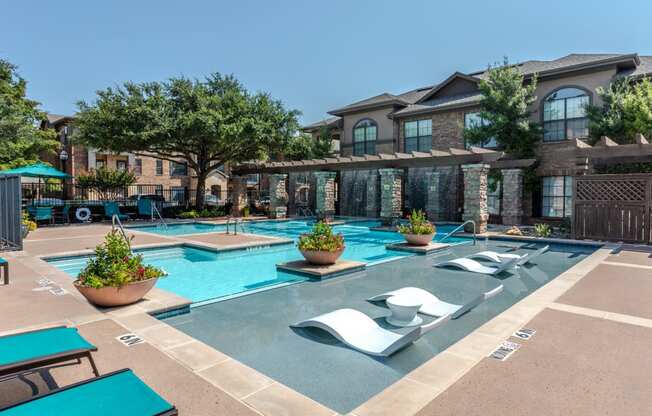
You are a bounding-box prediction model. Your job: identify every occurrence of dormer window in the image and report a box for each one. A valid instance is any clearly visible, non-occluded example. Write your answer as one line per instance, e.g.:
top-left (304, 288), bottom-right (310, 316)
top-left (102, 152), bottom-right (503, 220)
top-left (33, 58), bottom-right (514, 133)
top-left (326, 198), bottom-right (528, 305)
top-left (543, 87), bottom-right (590, 142)
top-left (353, 119), bottom-right (377, 156)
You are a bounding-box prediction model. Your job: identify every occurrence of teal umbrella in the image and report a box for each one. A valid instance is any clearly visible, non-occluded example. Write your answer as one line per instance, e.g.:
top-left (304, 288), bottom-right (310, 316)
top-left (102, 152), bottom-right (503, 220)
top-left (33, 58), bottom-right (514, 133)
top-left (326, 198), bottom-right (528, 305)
top-left (0, 163), bottom-right (70, 179)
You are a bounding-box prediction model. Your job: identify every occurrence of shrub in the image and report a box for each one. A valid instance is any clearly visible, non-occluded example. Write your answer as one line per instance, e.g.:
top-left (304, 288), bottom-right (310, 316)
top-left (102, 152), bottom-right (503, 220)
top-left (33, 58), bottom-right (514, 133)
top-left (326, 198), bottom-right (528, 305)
top-left (178, 210), bottom-right (200, 219)
top-left (397, 210), bottom-right (435, 235)
top-left (297, 221), bottom-right (344, 252)
top-left (75, 167), bottom-right (137, 200)
top-left (534, 223), bottom-right (552, 238)
top-left (22, 211), bottom-right (37, 231)
top-left (76, 230), bottom-right (164, 288)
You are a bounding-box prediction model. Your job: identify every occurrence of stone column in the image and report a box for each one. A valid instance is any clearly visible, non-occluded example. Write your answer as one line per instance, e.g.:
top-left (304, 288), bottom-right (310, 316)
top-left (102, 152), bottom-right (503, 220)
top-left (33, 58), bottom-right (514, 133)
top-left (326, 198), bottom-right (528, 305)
top-left (365, 171), bottom-right (380, 218)
top-left (313, 171), bottom-right (337, 219)
top-left (501, 168), bottom-right (524, 226)
top-left (268, 173), bottom-right (288, 219)
top-left (230, 175), bottom-right (248, 217)
top-left (462, 164), bottom-right (490, 233)
top-left (379, 168), bottom-right (403, 224)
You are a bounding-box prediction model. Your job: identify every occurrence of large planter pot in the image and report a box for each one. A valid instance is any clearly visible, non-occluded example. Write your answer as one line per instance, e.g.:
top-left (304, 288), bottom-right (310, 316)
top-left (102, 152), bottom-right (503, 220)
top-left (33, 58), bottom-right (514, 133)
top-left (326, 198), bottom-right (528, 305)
top-left (401, 232), bottom-right (435, 246)
top-left (300, 247), bottom-right (344, 265)
top-left (73, 278), bottom-right (158, 307)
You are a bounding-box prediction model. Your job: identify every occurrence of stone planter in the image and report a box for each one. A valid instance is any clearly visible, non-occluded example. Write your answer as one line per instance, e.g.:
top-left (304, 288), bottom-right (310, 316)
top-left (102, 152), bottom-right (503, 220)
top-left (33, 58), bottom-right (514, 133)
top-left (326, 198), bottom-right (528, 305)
top-left (299, 247), bottom-right (344, 265)
top-left (73, 278), bottom-right (158, 307)
top-left (401, 232), bottom-right (435, 246)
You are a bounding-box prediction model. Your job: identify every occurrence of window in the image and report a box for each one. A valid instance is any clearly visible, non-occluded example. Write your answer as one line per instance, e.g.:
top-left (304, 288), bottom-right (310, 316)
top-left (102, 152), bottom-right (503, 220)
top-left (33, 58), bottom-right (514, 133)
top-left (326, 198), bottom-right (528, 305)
top-left (169, 161), bottom-right (188, 176)
top-left (543, 88), bottom-right (589, 142)
top-left (155, 160), bottom-right (163, 176)
top-left (95, 159), bottom-right (106, 169)
top-left (211, 185), bottom-right (222, 198)
top-left (352, 119), bottom-right (377, 156)
top-left (464, 112), bottom-right (497, 148)
top-left (116, 160), bottom-right (127, 172)
top-left (542, 176), bottom-right (573, 218)
top-left (488, 178), bottom-right (501, 215)
top-left (134, 159), bottom-right (142, 175)
top-left (404, 119), bottom-right (432, 152)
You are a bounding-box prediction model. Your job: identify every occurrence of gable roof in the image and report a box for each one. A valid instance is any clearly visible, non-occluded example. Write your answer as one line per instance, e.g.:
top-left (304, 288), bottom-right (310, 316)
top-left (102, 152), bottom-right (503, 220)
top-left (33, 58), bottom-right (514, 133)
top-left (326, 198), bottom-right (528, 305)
top-left (46, 113), bottom-right (74, 125)
top-left (328, 93), bottom-right (410, 116)
top-left (301, 116), bottom-right (343, 132)
top-left (416, 72), bottom-right (481, 103)
top-left (391, 91), bottom-right (483, 118)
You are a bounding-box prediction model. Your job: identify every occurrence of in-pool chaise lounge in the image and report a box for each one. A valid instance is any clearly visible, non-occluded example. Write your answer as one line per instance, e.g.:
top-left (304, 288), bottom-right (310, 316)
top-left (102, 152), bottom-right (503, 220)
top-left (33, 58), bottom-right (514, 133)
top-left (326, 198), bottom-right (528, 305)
top-left (0, 368), bottom-right (177, 415)
top-left (434, 256), bottom-right (520, 275)
top-left (467, 245), bottom-right (549, 266)
top-left (0, 326), bottom-right (98, 378)
top-left (291, 308), bottom-right (450, 357)
top-left (368, 284), bottom-right (504, 318)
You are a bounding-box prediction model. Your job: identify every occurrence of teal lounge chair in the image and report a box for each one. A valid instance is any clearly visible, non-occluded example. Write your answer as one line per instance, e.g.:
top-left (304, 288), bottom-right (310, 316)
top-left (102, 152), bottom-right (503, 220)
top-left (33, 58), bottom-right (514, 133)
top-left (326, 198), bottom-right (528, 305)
top-left (138, 198), bottom-right (153, 218)
top-left (103, 202), bottom-right (130, 221)
top-left (0, 326), bottom-right (98, 378)
top-left (0, 257), bottom-right (7, 285)
top-left (0, 368), bottom-right (177, 415)
top-left (26, 206), bottom-right (53, 225)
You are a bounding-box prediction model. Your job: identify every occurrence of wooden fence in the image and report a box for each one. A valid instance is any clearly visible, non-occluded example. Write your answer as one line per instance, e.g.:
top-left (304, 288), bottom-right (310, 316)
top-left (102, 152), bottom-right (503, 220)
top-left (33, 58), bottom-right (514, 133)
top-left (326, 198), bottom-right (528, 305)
top-left (573, 173), bottom-right (651, 244)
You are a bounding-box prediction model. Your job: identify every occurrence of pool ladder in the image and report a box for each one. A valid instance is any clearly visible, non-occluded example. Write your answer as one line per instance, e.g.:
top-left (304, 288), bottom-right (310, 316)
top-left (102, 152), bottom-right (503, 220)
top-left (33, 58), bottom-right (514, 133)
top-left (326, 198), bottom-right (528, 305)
top-left (112, 214), bottom-right (133, 252)
top-left (225, 217), bottom-right (245, 235)
top-left (439, 220), bottom-right (477, 245)
top-left (151, 204), bottom-right (168, 230)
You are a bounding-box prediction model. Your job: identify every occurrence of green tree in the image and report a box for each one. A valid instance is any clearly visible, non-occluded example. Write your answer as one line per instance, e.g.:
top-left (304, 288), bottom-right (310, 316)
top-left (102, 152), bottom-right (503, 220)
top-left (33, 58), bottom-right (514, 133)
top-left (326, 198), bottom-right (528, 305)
top-left (587, 78), bottom-right (652, 144)
top-left (76, 167), bottom-right (137, 200)
top-left (284, 126), bottom-right (333, 161)
top-left (0, 59), bottom-right (58, 169)
top-left (74, 74), bottom-right (300, 209)
top-left (463, 58), bottom-right (541, 159)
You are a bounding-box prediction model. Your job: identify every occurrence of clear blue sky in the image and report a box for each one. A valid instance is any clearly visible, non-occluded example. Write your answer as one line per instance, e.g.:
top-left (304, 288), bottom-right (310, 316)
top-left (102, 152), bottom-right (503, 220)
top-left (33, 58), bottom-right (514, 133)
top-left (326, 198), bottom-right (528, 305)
top-left (2, 0), bottom-right (651, 125)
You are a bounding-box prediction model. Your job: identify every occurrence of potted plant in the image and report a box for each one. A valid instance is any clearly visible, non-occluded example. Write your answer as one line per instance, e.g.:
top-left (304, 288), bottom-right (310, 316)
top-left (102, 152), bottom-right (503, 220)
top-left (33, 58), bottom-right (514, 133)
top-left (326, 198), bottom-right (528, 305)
top-left (297, 221), bottom-right (345, 265)
top-left (397, 209), bottom-right (436, 246)
top-left (74, 230), bottom-right (165, 307)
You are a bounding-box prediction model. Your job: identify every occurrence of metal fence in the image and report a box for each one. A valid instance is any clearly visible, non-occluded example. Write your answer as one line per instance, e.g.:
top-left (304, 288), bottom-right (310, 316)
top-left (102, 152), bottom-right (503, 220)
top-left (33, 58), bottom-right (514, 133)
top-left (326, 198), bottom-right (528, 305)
top-left (0, 175), bottom-right (23, 251)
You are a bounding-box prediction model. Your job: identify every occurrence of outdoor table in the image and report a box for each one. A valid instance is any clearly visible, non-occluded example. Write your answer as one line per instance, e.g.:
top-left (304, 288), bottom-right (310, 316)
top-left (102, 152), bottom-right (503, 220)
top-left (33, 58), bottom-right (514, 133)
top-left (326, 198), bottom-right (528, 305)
top-left (385, 294), bottom-right (423, 327)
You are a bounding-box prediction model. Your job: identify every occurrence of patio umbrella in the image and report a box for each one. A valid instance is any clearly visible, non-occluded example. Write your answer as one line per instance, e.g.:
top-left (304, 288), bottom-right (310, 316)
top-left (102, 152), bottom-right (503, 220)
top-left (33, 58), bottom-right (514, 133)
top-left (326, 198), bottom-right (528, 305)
top-left (0, 163), bottom-right (71, 201)
top-left (0, 163), bottom-right (70, 179)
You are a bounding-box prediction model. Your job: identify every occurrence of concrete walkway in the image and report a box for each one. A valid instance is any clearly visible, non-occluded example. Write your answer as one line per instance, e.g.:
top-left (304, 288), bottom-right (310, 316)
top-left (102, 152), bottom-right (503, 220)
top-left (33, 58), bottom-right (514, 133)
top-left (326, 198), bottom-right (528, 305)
top-left (415, 245), bottom-right (652, 416)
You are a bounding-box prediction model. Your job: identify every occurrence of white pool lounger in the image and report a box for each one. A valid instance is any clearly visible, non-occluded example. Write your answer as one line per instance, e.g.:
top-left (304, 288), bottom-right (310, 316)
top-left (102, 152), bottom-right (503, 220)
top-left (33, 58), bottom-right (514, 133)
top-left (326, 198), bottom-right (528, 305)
top-left (467, 245), bottom-right (550, 266)
top-left (291, 308), bottom-right (451, 357)
top-left (368, 285), bottom-right (504, 319)
top-left (434, 256), bottom-right (520, 275)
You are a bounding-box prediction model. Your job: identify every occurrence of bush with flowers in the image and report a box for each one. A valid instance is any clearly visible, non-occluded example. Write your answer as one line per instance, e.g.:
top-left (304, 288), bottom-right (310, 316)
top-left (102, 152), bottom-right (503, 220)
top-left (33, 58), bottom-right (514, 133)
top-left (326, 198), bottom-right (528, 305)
top-left (76, 230), bottom-right (164, 289)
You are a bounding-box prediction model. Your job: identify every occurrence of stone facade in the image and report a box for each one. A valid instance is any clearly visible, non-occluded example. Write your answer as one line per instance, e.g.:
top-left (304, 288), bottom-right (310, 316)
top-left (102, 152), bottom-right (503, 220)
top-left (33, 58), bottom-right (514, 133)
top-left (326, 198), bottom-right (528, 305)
top-left (379, 169), bottom-right (403, 223)
top-left (313, 171), bottom-right (337, 218)
top-left (462, 164), bottom-right (490, 233)
top-left (397, 110), bottom-right (471, 153)
top-left (501, 169), bottom-right (524, 226)
top-left (268, 174), bottom-right (289, 219)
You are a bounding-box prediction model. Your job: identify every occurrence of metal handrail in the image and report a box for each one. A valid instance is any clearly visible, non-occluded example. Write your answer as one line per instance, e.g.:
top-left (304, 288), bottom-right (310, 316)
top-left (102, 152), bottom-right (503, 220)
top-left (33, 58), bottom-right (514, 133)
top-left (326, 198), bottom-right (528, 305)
top-left (440, 220), bottom-right (477, 245)
top-left (226, 216), bottom-right (240, 235)
top-left (151, 204), bottom-right (168, 229)
top-left (112, 214), bottom-right (132, 252)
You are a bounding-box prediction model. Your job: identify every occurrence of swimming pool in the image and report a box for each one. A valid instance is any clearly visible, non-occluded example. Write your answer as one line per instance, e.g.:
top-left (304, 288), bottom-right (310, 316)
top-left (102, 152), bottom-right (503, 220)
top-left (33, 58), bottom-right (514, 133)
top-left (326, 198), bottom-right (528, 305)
top-left (48, 221), bottom-right (466, 304)
top-left (162, 240), bottom-right (598, 413)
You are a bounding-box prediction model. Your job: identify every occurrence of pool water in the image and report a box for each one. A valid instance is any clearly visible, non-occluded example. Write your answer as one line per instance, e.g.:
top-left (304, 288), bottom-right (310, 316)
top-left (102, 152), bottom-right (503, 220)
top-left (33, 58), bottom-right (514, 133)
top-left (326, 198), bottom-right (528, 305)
top-left (49, 221), bottom-right (468, 304)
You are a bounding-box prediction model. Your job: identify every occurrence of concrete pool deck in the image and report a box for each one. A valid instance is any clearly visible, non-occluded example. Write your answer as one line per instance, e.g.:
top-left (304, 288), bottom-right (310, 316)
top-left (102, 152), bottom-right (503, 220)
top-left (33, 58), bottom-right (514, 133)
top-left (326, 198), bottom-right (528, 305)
top-left (0, 223), bottom-right (650, 415)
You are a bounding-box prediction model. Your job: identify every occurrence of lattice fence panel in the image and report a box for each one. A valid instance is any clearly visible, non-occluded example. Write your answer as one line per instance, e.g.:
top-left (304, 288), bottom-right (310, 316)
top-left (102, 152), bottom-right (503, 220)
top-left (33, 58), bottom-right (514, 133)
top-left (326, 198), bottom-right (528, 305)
top-left (576, 179), bottom-right (646, 202)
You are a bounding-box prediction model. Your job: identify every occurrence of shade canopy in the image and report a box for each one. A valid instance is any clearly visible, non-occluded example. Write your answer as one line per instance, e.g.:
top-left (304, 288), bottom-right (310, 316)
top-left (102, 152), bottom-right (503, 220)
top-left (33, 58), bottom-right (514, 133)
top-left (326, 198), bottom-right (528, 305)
top-left (0, 163), bottom-right (70, 179)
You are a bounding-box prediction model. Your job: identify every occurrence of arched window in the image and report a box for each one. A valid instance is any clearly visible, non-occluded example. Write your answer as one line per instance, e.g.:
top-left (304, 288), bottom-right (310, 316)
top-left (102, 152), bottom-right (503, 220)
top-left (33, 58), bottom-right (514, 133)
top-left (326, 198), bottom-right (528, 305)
top-left (353, 119), bottom-right (377, 155)
top-left (543, 87), bottom-right (590, 142)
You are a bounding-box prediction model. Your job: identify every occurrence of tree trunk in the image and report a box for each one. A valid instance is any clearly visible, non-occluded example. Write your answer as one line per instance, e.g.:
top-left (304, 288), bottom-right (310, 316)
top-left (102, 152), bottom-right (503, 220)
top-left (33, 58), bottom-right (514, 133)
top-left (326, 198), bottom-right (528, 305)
top-left (194, 173), bottom-right (207, 210)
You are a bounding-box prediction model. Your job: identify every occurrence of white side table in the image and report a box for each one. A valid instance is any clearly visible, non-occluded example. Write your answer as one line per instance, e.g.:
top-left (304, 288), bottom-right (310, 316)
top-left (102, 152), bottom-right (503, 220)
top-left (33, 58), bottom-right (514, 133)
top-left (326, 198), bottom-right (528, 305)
top-left (386, 294), bottom-right (423, 327)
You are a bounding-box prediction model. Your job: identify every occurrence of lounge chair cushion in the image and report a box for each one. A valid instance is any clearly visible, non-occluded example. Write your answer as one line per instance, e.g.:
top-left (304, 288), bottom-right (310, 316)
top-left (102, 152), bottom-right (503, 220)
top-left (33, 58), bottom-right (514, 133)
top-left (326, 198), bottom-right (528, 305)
top-left (0, 369), bottom-right (175, 416)
top-left (0, 327), bottom-right (95, 368)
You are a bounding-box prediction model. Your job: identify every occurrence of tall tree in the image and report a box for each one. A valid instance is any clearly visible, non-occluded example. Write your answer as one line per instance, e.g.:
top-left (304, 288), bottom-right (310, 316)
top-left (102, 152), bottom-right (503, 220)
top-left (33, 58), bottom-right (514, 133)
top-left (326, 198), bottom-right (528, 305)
top-left (284, 126), bottom-right (334, 161)
top-left (463, 58), bottom-right (541, 159)
top-left (587, 77), bottom-right (652, 144)
top-left (0, 59), bottom-right (58, 169)
top-left (74, 74), bottom-right (300, 209)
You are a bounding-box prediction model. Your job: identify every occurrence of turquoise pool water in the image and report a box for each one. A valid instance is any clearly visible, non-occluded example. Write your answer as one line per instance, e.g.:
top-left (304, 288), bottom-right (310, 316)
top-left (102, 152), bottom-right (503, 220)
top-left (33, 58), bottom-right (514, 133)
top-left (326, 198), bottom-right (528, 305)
top-left (49, 221), bottom-right (468, 304)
